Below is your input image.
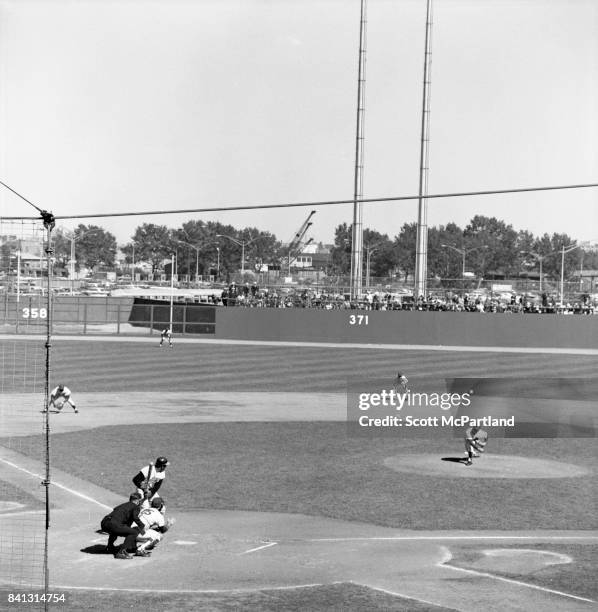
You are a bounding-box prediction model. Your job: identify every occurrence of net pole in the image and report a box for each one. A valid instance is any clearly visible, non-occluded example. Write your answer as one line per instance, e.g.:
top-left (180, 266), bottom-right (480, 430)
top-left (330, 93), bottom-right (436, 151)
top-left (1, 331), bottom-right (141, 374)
top-left (41, 211), bottom-right (55, 611)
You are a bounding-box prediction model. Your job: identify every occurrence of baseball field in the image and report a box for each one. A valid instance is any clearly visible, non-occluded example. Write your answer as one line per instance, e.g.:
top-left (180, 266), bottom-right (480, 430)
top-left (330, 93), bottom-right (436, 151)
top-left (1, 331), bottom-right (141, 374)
top-left (0, 335), bottom-right (597, 611)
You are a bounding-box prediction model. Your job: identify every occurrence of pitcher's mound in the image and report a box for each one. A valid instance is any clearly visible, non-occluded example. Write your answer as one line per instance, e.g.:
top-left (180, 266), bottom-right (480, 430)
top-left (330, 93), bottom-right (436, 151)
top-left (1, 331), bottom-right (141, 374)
top-left (384, 454), bottom-right (590, 478)
top-left (470, 549), bottom-right (571, 574)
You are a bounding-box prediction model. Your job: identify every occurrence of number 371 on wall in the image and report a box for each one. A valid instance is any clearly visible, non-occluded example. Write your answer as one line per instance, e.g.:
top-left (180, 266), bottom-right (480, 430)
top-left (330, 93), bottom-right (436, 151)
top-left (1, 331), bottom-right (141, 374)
top-left (349, 314), bottom-right (369, 325)
top-left (22, 308), bottom-right (48, 319)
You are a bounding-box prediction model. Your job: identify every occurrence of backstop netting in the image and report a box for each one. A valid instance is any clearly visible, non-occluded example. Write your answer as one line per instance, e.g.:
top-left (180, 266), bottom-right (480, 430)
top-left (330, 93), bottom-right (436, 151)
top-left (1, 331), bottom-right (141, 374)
top-left (0, 219), bottom-right (48, 592)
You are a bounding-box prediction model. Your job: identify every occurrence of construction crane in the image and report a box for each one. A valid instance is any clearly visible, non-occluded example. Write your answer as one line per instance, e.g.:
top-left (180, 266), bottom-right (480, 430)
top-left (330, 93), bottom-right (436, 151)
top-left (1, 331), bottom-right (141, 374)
top-left (286, 210), bottom-right (316, 274)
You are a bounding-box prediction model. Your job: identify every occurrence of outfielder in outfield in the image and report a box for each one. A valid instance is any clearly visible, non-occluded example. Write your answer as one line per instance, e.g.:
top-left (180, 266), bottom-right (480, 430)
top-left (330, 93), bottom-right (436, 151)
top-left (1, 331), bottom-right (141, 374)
top-left (47, 383), bottom-right (78, 413)
top-left (136, 497), bottom-right (175, 554)
top-left (132, 456), bottom-right (169, 508)
top-left (159, 328), bottom-right (173, 348)
top-left (464, 425), bottom-right (488, 466)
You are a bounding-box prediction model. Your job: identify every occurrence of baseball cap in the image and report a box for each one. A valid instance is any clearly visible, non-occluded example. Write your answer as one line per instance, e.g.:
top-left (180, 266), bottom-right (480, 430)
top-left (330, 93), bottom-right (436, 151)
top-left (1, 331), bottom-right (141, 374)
top-left (155, 456), bottom-right (169, 467)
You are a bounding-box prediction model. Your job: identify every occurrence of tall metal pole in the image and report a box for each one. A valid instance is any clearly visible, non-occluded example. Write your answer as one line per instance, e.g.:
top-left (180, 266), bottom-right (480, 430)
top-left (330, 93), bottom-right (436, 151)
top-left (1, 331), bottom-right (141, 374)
top-left (414, 0), bottom-right (434, 299)
top-left (216, 247), bottom-right (220, 280)
top-left (462, 251), bottom-right (465, 295)
top-left (70, 238), bottom-right (75, 294)
top-left (16, 249), bottom-right (21, 304)
top-left (560, 247), bottom-right (565, 307)
top-left (350, 0), bottom-right (367, 300)
top-left (241, 241), bottom-right (245, 275)
top-left (169, 253), bottom-right (175, 331)
top-left (40, 210), bottom-right (54, 610)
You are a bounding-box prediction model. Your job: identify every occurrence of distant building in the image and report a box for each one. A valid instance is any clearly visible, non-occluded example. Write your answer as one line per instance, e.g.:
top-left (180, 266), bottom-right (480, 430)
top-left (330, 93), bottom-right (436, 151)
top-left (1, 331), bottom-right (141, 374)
top-left (572, 269), bottom-right (598, 292)
top-left (0, 234), bottom-right (45, 276)
top-left (290, 243), bottom-right (332, 270)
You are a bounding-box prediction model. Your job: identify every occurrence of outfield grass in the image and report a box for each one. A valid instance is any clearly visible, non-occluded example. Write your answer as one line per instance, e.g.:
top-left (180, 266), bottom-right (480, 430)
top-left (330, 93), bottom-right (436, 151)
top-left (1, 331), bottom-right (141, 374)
top-left (2, 340), bottom-right (598, 393)
top-left (7, 423), bottom-right (596, 531)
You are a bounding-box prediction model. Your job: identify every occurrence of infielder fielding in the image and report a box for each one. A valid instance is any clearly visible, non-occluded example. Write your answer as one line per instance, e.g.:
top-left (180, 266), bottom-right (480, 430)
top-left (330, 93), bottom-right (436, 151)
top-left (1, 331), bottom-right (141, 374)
top-left (47, 383), bottom-right (78, 414)
top-left (464, 425), bottom-right (488, 466)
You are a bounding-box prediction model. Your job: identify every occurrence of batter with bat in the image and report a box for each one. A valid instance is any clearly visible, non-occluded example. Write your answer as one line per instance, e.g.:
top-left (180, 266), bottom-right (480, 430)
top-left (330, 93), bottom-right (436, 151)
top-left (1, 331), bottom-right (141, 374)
top-left (132, 456), bottom-right (169, 508)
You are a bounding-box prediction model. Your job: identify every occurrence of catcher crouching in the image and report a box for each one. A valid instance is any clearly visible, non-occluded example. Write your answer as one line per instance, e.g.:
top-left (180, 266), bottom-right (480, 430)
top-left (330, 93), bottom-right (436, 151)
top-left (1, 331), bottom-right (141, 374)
top-left (136, 497), bottom-right (175, 555)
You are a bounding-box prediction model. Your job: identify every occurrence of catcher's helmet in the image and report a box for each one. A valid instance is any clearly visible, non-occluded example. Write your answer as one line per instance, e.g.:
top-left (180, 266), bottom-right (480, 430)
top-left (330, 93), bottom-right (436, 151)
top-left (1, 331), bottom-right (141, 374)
top-left (129, 492), bottom-right (143, 502)
top-left (155, 456), bottom-right (169, 468)
top-left (151, 497), bottom-right (164, 510)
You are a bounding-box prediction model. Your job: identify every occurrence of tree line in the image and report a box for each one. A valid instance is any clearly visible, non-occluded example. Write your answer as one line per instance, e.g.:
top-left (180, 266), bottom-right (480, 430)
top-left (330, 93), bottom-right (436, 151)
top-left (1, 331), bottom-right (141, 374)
top-left (51, 221), bottom-right (281, 278)
top-left (46, 215), bottom-right (597, 282)
top-left (330, 216), bottom-right (598, 281)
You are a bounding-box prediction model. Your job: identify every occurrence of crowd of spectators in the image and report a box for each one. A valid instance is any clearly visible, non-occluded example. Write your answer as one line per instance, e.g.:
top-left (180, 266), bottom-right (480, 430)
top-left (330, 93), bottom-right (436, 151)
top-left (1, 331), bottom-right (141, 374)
top-left (207, 282), bottom-right (596, 314)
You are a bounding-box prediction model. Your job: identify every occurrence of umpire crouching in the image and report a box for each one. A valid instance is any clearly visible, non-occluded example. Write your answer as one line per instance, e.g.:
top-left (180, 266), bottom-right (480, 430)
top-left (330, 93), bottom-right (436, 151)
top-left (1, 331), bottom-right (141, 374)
top-left (101, 492), bottom-right (146, 559)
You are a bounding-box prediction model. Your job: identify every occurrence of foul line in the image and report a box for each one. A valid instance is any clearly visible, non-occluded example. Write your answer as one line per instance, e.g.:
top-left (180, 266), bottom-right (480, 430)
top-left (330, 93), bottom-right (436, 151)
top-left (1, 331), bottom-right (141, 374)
top-left (239, 541), bottom-right (278, 555)
top-left (439, 548), bottom-right (595, 604)
top-left (308, 535), bottom-right (598, 542)
top-left (351, 582), bottom-right (447, 609)
top-left (35, 582), bottom-right (343, 594)
top-left (0, 457), bottom-right (112, 510)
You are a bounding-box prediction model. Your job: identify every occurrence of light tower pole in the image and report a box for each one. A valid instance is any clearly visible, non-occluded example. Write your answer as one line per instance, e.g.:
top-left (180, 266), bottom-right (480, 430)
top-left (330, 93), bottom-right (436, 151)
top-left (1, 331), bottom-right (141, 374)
top-left (414, 0), bottom-right (434, 299)
top-left (350, 0), bottom-right (367, 300)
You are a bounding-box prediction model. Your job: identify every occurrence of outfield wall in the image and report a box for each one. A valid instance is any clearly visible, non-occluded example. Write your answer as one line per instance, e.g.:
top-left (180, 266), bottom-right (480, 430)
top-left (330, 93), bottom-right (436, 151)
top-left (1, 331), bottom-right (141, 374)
top-left (214, 308), bottom-right (598, 349)
top-left (2, 295), bottom-right (597, 349)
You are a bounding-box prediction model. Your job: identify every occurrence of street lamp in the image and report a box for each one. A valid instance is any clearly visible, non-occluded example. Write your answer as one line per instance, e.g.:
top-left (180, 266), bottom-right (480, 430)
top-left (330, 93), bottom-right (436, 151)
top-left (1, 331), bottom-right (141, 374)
top-left (175, 239), bottom-right (201, 283)
top-left (131, 242), bottom-right (136, 286)
top-left (364, 241), bottom-right (383, 289)
top-left (559, 244), bottom-right (582, 308)
top-left (518, 250), bottom-right (558, 293)
top-left (216, 234), bottom-right (266, 275)
top-left (68, 228), bottom-right (102, 294)
top-left (441, 243), bottom-right (489, 294)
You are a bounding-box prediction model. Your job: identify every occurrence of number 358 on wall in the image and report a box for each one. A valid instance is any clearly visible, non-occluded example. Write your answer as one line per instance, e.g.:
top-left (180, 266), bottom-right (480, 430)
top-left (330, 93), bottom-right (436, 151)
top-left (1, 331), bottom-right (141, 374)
top-left (22, 308), bottom-right (48, 319)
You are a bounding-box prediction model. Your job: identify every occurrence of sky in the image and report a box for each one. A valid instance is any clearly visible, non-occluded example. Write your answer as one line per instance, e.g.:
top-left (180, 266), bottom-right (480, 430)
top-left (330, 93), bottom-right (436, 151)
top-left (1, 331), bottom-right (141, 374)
top-left (0, 0), bottom-right (597, 248)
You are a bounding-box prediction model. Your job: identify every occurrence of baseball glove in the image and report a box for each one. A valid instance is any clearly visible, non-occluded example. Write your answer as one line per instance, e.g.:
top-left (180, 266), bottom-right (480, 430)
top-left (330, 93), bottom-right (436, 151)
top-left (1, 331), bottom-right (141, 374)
top-left (163, 517), bottom-right (176, 532)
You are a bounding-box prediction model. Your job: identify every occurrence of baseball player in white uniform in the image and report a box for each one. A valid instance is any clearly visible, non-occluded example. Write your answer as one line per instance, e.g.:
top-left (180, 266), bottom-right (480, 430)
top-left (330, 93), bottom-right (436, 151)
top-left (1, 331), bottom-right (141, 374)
top-left (136, 498), bottom-right (171, 554)
top-left (48, 384), bottom-right (78, 413)
top-left (159, 328), bottom-right (173, 348)
top-left (464, 426), bottom-right (488, 465)
top-left (132, 456), bottom-right (169, 509)
top-left (394, 371), bottom-right (410, 394)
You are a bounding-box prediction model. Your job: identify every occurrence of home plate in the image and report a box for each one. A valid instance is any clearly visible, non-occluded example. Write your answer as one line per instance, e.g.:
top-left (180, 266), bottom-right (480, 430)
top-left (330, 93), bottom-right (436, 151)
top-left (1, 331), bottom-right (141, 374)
top-left (173, 540), bottom-right (197, 545)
